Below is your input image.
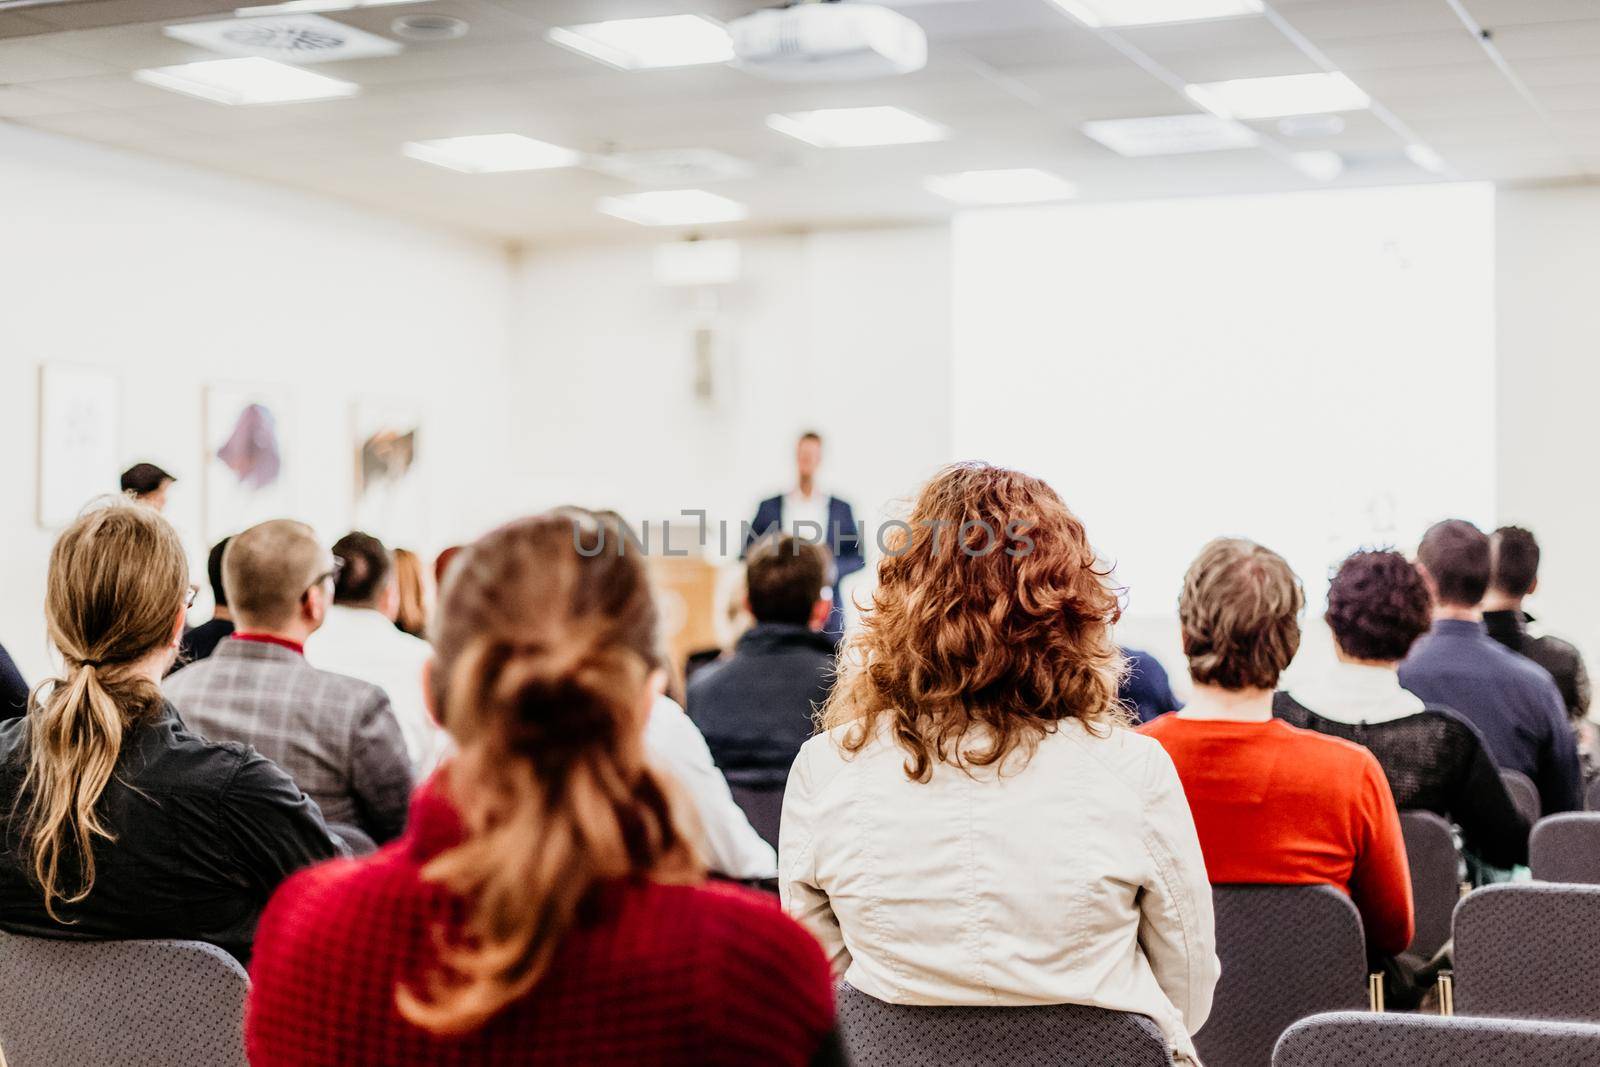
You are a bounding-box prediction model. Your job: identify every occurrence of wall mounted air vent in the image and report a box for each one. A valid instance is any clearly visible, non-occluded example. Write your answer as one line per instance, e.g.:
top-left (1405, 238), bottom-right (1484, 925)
top-left (164, 14), bottom-right (402, 63)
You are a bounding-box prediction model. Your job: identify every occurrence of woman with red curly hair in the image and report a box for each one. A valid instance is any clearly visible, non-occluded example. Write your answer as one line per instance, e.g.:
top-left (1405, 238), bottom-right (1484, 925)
top-left (780, 463), bottom-right (1217, 1064)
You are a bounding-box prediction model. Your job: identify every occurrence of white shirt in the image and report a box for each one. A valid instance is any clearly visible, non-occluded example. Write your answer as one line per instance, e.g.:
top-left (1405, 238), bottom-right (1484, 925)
top-left (645, 695), bottom-right (778, 881)
top-left (1287, 660), bottom-right (1425, 726)
top-left (306, 606), bottom-right (449, 777)
top-left (782, 487), bottom-right (830, 540)
top-left (781, 719), bottom-right (1218, 1063)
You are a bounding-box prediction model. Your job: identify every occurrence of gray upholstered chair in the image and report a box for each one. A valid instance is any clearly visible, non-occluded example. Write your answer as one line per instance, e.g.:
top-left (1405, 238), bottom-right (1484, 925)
top-left (1451, 882), bottom-right (1600, 1022)
top-left (1586, 776), bottom-right (1600, 812)
top-left (1501, 769), bottom-right (1541, 828)
top-left (1274, 1010), bottom-right (1600, 1066)
top-left (1530, 813), bottom-right (1600, 885)
top-left (834, 982), bottom-right (1174, 1066)
top-left (1193, 884), bottom-right (1371, 1067)
top-left (0, 931), bottom-right (249, 1067)
top-left (1400, 810), bottom-right (1462, 962)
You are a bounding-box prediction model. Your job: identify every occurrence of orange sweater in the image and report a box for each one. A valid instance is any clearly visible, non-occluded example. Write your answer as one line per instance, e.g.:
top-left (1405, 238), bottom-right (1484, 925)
top-left (1139, 715), bottom-right (1414, 956)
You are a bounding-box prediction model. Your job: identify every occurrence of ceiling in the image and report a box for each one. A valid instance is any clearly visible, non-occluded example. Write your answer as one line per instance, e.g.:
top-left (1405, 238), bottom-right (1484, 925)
top-left (1, 0), bottom-right (1597, 244)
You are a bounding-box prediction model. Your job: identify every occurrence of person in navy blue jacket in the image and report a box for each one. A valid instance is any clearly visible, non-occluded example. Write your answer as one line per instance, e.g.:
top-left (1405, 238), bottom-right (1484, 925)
top-left (747, 432), bottom-right (863, 641)
top-left (0, 644), bottom-right (27, 720)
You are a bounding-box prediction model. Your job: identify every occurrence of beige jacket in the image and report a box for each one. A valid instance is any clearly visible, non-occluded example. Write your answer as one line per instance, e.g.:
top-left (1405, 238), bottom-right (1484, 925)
top-left (780, 718), bottom-right (1218, 1062)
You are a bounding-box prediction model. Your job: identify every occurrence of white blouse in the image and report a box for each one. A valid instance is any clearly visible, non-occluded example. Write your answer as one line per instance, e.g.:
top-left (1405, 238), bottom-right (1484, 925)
top-left (780, 717), bottom-right (1218, 1062)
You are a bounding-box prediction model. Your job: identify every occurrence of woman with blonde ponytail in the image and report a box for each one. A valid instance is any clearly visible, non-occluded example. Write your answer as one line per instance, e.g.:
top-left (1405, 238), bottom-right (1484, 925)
top-left (0, 501), bottom-right (341, 961)
top-left (248, 510), bottom-right (841, 1067)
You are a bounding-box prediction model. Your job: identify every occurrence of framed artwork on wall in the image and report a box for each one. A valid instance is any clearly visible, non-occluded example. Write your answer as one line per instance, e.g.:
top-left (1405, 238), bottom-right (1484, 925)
top-left (204, 382), bottom-right (297, 543)
top-left (37, 363), bottom-right (120, 529)
top-left (352, 398), bottom-right (424, 547)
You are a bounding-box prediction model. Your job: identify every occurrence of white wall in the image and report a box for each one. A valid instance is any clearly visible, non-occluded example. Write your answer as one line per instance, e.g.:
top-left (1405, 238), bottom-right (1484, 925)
top-left (507, 226), bottom-right (954, 562)
top-left (1497, 184), bottom-right (1600, 657)
top-left (0, 123), bottom-right (514, 683)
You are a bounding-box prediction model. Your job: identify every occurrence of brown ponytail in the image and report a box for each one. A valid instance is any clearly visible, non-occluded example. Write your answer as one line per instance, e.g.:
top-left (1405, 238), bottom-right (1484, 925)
top-left (24, 501), bottom-right (188, 919)
top-left (398, 511), bottom-right (701, 1035)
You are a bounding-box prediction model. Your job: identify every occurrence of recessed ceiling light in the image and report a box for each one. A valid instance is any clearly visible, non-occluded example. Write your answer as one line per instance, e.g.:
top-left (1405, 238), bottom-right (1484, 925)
top-left (1081, 113), bottom-right (1258, 156)
top-left (766, 106), bottom-right (947, 148)
top-left (597, 190), bottom-right (748, 227)
top-left (1048, 0), bottom-right (1261, 28)
top-left (1185, 72), bottom-right (1370, 120)
top-left (132, 57), bottom-right (359, 105)
top-left (402, 134), bottom-right (581, 174)
top-left (924, 169), bottom-right (1078, 205)
top-left (1290, 150), bottom-right (1344, 181)
top-left (1406, 144), bottom-right (1447, 174)
top-left (546, 15), bottom-right (733, 70)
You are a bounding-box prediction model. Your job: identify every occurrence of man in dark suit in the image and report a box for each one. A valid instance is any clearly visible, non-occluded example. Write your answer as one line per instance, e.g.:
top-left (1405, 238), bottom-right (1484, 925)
top-left (747, 431), bottom-right (863, 641)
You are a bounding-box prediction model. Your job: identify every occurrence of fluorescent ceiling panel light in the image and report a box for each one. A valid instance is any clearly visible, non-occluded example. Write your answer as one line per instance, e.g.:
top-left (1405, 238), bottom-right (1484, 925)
top-left (1290, 150), bottom-right (1343, 181)
top-left (766, 105), bottom-right (946, 148)
top-left (924, 168), bottom-right (1078, 205)
top-left (597, 189), bottom-right (748, 227)
top-left (1406, 144), bottom-right (1447, 174)
top-left (1048, 0), bottom-right (1261, 28)
top-left (545, 15), bottom-right (733, 70)
top-left (1185, 71), bottom-right (1370, 120)
top-left (402, 134), bottom-right (581, 173)
top-left (234, 0), bottom-right (411, 14)
top-left (1081, 113), bottom-right (1258, 156)
top-left (132, 57), bottom-right (358, 105)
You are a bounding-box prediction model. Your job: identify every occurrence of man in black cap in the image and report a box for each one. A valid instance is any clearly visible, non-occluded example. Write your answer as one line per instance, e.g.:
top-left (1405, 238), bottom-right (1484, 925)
top-left (121, 462), bottom-right (176, 512)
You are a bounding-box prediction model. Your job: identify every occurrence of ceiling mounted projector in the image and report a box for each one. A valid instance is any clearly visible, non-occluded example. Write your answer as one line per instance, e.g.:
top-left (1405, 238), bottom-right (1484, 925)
top-left (728, 1), bottom-right (928, 81)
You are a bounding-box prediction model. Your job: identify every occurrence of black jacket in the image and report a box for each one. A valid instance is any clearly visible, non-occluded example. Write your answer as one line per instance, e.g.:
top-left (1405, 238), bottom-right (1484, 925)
top-left (0, 703), bottom-right (342, 962)
top-left (1274, 692), bottom-right (1530, 869)
top-left (0, 646), bottom-right (25, 720)
top-left (1482, 610), bottom-right (1591, 724)
top-left (687, 623), bottom-right (836, 790)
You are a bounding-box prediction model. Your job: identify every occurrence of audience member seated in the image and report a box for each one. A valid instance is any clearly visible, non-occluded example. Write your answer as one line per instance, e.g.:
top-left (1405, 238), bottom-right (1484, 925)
top-left (1483, 526), bottom-right (1594, 767)
top-left (1120, 646), bottom-right (1182, 723)
top-left (1399, 520), bottom-right (1582, 814)
top-left (166, 521), bottom-right (413, 854)
top-left (306, 531), bottom-right (446, 776)
top-left (0, 642), bottom-right (27, 719)
top-left (247, 511), bottom-right (840, 1066)
top-left (175, 536), bottom-right (235, 668)
top-left (120, 461), bottom-right (175, 512)
top-left (688, 532), bottom-right (835, 790)
top-left (1141, 538), bottom-right (1413, 959)
top-left (0, 502), bottom-right (340, 961)
top-left (1276, 550), bottom-right (1529, 870)
top-left (782, 464), bottom-right (1217, 1064)
top-left (392, 546), bottom-right (429, 640)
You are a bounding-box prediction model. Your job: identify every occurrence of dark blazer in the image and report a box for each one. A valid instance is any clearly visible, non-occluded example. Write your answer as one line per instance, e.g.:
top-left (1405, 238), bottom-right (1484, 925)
top-left (0, 645), bottom-right (26, 720)
top-left (1482, 610), bottom-right (1591, 723)
top-left (0, 703), bottom-right (342, 962)
top-left (687, 622), bottom-right (836, 790)
top-left (1119, 647), bottom-right (1181, 724)
top-left (747, 495), bottom-right (865, 640)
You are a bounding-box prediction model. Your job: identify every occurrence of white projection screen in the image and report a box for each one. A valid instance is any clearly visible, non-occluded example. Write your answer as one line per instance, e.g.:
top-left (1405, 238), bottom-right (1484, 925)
top-left (951, 183), bottom-right (1496, 657)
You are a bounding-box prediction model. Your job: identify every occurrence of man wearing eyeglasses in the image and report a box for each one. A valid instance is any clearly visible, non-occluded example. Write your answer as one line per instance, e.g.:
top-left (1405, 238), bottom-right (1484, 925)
top-left (165, 519), bottom-right (413, 855)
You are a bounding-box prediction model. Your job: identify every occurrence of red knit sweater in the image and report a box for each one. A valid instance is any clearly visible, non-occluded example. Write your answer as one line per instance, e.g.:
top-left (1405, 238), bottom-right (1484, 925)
top-left (247, 785), bottom-right (836, 1066)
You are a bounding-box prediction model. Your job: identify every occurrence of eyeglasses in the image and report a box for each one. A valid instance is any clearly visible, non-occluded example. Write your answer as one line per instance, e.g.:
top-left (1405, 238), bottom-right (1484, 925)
top-left (183, 584), bottom-right (200, 609)
top-left (303, 556), bottom-right (346, 599)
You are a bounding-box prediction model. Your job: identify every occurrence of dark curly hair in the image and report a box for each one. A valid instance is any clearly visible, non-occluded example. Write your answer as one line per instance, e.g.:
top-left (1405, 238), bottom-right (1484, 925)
top-left (1325, 550), bottom-right (1433, 663)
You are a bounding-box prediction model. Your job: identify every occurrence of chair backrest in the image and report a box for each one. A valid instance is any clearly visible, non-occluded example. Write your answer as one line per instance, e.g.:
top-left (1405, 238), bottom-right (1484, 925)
top-left (834, 983), bottom-right (1174, 1067)
top-left (1530, 813), bottom-right (1600, 885)
top-left (1274, 1010), bottom-right (1600, 1066)
top-left (1501, 769), bottom-right (1541, 827)
top-left (1400, 810), bottom-right (1461, 961)
top-left (0, 931), bottom-right (249, 1067)
top-left (1586, 775), bottom-right (1600, 813)
top-left (1453, 882), bottom-right (1600, 1021)
top-left (727, 783), bottom-right (783, 850)
top-left (1194, 884), bottom-right (1368, 1067)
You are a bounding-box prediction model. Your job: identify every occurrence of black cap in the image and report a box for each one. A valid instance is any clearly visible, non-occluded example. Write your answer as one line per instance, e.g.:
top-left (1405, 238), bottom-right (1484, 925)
top-left (120, 462), bottom-right (176, 497)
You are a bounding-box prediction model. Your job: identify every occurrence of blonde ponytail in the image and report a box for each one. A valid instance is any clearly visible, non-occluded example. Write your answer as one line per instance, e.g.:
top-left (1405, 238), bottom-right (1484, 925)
top-left (24, 502), bottom-right (187, 919)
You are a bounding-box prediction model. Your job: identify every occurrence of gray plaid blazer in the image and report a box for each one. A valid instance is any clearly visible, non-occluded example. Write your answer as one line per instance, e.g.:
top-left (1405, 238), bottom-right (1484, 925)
top-left (164, 639), bottom-right (413, 854)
